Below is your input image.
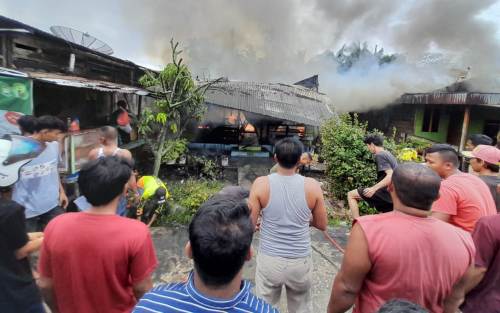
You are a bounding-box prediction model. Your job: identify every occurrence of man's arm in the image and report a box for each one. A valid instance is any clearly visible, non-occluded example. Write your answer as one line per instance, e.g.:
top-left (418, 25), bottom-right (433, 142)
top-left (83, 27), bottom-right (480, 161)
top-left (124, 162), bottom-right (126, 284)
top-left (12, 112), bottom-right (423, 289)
top-left (58, 181), bottom-right (68, 209)
top-left (306, 178), bottom-right (328, 231)
top-left (87, 148), bottom-right (98, 161)
top-left (248, 177), bottom-right (265, 229)
top-left (133, 276), bottom-right (153, 300)
top-left (15, 234), bottom-right (43, 260)
top-left (364, 169), bottom-right (393, 198)
top-left (327, 223), bottom-right (371, 313)
top-left (38, 277), bottom-right (59, 313)
top-left (130, 230), bottom-right (158, 301)
top-left (121, 149), bottom-right (139, 195)
top-left (443, 265), bottom-right (486, 313)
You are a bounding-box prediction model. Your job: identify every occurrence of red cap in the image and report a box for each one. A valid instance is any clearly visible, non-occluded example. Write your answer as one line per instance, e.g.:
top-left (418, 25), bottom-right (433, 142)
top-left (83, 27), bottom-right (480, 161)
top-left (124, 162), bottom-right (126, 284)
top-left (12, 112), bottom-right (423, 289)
top-left (470, 145), bottom-right (500, 165)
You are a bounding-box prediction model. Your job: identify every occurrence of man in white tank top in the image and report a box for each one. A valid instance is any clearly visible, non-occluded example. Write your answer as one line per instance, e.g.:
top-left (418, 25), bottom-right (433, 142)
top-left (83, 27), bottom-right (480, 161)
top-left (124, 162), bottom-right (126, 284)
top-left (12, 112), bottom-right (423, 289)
top-left (249, 138), bottom-right (328, 313)
top-left (88, 126), bottom-right (139, 215)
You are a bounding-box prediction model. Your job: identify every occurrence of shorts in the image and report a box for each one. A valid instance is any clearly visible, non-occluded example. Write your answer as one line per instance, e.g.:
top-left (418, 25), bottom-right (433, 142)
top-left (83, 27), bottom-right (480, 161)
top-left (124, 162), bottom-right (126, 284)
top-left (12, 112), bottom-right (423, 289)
top-left (357, 187), bottom-right (393, 213)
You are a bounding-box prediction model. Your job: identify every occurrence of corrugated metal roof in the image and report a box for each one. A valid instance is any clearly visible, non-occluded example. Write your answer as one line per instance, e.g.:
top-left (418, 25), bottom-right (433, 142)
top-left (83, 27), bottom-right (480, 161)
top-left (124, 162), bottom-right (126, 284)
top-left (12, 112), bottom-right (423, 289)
top-left (400, 92), bottom-right (500, 107)
top-left (204, 81), bottom-right (334, 126)
top-left (28, 72), bottom-right (149, 95)
top-left (0, 67), bottom-right (150, 95)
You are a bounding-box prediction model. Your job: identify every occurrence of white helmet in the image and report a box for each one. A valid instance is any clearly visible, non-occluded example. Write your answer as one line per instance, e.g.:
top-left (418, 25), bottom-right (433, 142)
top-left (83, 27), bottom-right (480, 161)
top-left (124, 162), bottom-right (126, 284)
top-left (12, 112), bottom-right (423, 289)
top-left (0, 134), bottom-right (46, 187)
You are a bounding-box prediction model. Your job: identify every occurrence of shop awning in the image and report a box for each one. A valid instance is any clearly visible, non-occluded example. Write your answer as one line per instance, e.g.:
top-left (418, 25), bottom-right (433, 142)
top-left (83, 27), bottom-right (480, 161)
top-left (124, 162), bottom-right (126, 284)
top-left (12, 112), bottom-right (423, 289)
top-left (27, 72), bottom-right (150, 95)
top-left (0, 67), bottom-right (149, 95)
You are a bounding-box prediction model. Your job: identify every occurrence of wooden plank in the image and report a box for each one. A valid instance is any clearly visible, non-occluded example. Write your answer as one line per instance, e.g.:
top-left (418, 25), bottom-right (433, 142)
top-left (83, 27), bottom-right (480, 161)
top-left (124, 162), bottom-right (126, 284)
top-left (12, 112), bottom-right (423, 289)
top-left (458, 106), bottom-right (471, 152)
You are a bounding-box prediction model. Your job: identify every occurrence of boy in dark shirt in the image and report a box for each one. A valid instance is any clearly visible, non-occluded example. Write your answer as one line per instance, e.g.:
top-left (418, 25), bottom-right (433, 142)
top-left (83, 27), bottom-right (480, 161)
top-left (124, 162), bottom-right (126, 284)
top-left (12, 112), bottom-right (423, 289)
top-left (0, 135), bottom-right (47, 313)
top-left (347, 134), bottom-right (398, 218)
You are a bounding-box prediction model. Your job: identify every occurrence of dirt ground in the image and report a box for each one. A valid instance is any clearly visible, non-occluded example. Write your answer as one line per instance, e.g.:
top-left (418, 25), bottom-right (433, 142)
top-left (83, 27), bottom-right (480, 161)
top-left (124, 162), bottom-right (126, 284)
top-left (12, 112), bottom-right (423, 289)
top-left (150, 225), bottom-right (349, 312)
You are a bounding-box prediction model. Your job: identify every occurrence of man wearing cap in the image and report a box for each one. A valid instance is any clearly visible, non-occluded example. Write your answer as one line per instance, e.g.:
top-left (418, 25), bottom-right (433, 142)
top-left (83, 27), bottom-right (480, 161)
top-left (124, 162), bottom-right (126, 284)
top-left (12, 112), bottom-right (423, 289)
top-left (425, 144), bottom-right (496, 232)
top-left (463, 145), bottom-right (500, 212)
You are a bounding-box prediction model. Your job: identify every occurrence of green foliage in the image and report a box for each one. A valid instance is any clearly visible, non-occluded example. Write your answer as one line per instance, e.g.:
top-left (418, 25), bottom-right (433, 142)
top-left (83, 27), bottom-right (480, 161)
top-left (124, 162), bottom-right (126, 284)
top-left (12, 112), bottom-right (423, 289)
top-left (321, 114), bottom-right (377, 202)
top-left (190, 156), bottom-right (219, 180)
top-left (160, 179), bottom-right (223, 225)
top-left (321, 115), bottom-right (431, 215)
top-left (161, 139), bottom-right (188, 163)
top-left (139, 39), bottom-right (213, 176)
top-left (335, 42), bottom-right (397, 72)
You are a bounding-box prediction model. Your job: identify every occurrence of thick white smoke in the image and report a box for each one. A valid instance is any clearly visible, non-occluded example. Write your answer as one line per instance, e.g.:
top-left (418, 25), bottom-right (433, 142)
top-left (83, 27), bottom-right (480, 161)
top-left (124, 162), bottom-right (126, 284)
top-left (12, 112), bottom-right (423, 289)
top-left (122, 0), bottom-right (500, 112)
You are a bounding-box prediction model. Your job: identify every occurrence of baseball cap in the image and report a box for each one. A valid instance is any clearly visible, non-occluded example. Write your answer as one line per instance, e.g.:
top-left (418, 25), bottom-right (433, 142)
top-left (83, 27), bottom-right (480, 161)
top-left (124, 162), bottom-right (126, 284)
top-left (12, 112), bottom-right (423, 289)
top-left (462, 145), bottom-right (500, 165)
top-left (0, 134), bottom-right (46, 187)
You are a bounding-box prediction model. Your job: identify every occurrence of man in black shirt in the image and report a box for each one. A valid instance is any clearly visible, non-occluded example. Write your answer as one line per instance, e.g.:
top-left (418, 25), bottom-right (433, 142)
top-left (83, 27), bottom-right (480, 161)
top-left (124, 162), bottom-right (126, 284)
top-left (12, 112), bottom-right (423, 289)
top-left (0, 135), bottom-right (46, 313)
top-left (347, 134), bottom-right (398, 218)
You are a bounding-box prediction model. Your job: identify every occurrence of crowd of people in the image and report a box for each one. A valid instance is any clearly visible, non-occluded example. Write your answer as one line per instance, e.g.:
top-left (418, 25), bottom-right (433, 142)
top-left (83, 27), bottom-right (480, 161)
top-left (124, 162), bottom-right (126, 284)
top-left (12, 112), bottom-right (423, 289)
top-left (1, 112), bottom-right (499, 313)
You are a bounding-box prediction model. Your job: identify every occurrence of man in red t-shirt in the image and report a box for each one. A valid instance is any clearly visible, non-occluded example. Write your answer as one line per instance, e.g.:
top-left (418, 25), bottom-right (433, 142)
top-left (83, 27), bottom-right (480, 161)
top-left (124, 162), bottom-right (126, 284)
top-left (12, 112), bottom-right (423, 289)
top-left (327, 163), bottom-right (475, 313)
top-left (38, 157), bottom-right (158, 313)
top-left (461, 214), bottom-right (500, 312)
top-left (425, 144), bottom-right (496, 232)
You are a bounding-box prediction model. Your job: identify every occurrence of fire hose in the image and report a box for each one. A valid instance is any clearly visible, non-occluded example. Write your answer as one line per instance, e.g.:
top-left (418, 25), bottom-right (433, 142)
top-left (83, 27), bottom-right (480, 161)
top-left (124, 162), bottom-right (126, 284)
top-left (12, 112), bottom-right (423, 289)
top-left (322, 230), bottom-right (345, 254)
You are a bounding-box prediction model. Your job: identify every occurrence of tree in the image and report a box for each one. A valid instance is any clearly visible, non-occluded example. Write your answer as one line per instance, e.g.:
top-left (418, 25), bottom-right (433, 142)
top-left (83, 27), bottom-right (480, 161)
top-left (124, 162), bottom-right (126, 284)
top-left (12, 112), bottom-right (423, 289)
top-left (139, 39), bottom-right (219, 176)
top-left (334, 42), bottom-right (397, 73)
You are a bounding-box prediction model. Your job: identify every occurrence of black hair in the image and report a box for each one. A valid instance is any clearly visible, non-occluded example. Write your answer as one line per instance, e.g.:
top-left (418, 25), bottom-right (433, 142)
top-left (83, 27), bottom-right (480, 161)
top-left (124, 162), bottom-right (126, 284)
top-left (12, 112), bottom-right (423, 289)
top-left (117, 100), bottom-right (127, 109)
top-left (35, 115), bottom-right (67, 132)
top-left (392, 163), bottom-right (441, 211)
top-left (189, 197), bottom-right (254, 287)
top-left (485, 162), bottom-right (499, 173)
top-left (78, 157), bottom-right (132, 206)
top-left (274, 137), bottom-right (304, 169)
top-left (377, 299), bottom-right (428, 313)
top-left (425, 144), bottom-right (459, 167)
top-left (17, 115), bottom-right (38, 135)
top-left (363, 134), bottom-right (384, 147)
top-left (468, 134), bottom-right (493, 147)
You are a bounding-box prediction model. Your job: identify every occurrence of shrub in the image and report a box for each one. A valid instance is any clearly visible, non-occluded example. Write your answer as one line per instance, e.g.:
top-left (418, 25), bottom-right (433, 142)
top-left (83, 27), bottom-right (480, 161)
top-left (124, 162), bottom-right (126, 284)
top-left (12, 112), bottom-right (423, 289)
top-left (159, 179), bottom-right (223, 225)
top-left (321, 114), bottom-right (377, 201)
top-left (321, 115), bottom-right (430, 215)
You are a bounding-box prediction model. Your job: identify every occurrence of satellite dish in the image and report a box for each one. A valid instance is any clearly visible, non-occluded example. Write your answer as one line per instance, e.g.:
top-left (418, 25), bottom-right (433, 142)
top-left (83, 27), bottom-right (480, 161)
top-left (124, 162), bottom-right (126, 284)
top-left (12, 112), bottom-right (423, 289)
top-left (50, 26), bottom-right (114, 55)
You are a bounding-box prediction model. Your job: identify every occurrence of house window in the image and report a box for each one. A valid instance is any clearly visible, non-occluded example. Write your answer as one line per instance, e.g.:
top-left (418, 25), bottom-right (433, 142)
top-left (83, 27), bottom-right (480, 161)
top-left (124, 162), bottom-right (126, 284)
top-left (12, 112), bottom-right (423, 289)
top-left (422, 107), bottom-right (440, 132)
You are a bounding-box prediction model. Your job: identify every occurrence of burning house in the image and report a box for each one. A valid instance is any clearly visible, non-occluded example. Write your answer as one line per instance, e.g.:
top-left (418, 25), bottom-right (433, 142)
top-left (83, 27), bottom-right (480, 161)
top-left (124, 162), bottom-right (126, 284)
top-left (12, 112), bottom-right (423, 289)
top-left (359, 81), bottom-right (500, 150)
top-left (189, 77), bottom-right (335, 157)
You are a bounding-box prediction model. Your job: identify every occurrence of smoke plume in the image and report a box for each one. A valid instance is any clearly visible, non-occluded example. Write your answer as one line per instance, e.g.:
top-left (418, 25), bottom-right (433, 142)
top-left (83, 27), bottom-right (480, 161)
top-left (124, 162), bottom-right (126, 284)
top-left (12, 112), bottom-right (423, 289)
top-left (122, 0), bottom-right (500, 112)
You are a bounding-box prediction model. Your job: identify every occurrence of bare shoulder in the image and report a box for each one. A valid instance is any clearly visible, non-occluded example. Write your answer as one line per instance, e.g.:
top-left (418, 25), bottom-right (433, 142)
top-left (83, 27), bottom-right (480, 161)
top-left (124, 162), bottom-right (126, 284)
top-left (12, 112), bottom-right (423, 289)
top-left (304, 177), bottom-right (322, 192)
top-left (88, 148), bottom-right (98, 160)
top-left (119, 149), bottom-right (133, 160)
top-left (252, 176), bottom-right (269, 188)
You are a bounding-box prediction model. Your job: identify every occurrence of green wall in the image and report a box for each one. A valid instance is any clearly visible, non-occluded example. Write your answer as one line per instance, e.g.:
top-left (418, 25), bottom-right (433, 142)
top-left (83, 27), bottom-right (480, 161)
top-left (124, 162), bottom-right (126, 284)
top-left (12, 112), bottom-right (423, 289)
top-left (413, 105), bottom-right (499, 143)
top-left (467, 107), bottom-right (498, 136)
top-left (414, 106), bottom-right (450, 142)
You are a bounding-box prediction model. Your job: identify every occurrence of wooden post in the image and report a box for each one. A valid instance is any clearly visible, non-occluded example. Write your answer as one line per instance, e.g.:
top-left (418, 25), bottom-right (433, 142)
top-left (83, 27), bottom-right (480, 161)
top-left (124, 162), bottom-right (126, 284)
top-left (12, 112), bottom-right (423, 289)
top-left (458, 106), bottom-right (471, 152)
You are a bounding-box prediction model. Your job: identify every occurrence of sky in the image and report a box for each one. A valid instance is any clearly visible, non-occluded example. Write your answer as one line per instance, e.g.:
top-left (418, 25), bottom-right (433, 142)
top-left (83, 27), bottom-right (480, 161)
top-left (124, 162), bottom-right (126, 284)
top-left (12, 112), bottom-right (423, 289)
top-left (2, 0), bottom-right (500, 111)
top-left (3, 0), bottom-right (498, 70)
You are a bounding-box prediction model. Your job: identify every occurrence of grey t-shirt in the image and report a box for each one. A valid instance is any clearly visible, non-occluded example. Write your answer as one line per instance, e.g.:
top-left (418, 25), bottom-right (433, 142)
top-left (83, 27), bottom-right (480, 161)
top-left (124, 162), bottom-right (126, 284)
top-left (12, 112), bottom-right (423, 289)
top-left (479, 175), bottom-right (500, 212)
top-left (375, 150), bottom-right (398, 181)
top-left (12, 141), bottom-right (60, 218)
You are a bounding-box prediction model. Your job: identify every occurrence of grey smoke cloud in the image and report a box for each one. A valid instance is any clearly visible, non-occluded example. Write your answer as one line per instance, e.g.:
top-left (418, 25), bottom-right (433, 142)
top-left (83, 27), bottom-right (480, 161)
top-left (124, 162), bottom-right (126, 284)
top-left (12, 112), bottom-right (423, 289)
top-left (122, 0), bottom-right (500, 111)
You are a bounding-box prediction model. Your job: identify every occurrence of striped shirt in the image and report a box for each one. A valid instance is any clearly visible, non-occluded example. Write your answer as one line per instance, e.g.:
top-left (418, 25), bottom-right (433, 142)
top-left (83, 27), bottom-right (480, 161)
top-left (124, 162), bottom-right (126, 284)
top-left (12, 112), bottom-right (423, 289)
top-left (133, 272), bottom-right (279, 313)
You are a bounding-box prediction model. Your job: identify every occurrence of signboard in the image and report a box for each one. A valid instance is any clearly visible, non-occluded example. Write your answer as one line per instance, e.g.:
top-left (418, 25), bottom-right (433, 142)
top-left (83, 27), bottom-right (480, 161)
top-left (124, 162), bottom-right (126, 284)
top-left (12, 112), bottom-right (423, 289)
top-left (0, 75), bottom-right (33, 115)
top-left (0, 110), bottom-right (22, 136)
top-left (60, 130), bottom-right (100, 173)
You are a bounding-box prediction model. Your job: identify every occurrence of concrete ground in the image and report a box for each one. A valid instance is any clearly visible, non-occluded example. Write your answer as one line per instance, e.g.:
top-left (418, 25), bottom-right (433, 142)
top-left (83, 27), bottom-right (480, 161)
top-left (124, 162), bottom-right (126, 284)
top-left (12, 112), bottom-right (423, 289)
top-left (150, 225), bottom-right (349, 312)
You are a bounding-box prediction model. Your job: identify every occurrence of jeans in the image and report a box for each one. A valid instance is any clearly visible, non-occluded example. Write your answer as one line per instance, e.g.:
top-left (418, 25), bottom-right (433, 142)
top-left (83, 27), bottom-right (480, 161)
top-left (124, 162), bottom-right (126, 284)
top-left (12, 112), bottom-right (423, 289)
top-left (25, 206), bottom-right (64, 232)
